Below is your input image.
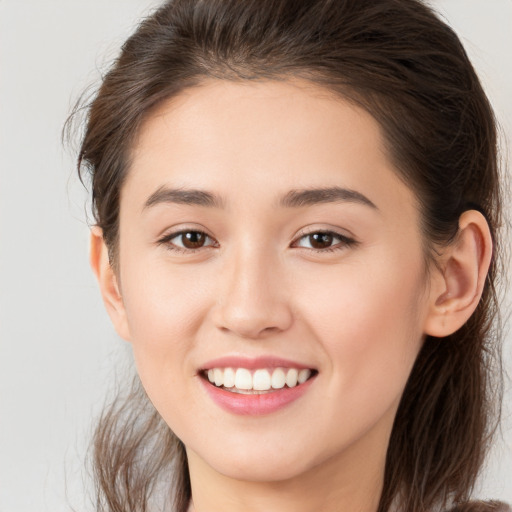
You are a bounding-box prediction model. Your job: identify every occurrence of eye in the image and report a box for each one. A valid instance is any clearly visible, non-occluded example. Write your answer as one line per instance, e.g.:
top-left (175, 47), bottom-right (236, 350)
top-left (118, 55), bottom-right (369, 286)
top-left (293, 230), bottom-right (356, 252)
top-left (158, 230), bottom-right (218, 252)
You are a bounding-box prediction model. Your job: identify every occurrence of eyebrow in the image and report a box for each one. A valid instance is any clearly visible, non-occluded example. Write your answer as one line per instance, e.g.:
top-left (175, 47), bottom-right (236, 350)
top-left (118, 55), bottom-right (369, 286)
top-left (144, 186), bottom-right (225, 210)
top-left (278, 187), bottom-right (378, 210)
top-left (143, 185), bottom-right (377, 211)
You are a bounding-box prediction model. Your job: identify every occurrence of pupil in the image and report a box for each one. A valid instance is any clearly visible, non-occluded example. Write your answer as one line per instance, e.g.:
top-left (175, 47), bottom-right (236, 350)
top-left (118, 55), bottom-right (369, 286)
top-left (310, 233), bottom-right (333, 248)
top-left (183, 231), bottom-right (205, 248)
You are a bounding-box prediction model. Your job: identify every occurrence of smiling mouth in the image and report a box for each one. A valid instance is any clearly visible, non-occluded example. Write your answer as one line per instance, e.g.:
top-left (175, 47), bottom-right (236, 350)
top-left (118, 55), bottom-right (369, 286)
top-left (202, 367), bottom-right (316, 394)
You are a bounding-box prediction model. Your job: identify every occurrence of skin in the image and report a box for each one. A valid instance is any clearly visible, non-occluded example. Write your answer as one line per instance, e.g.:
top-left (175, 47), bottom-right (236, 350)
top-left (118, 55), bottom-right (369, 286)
top-left (91, 79), bottom-right (492, 512)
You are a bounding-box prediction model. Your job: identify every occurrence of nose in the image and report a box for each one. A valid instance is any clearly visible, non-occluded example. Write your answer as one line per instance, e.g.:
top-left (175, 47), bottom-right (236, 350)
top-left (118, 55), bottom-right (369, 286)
top-left (211, 245), bottom-right (293, 340)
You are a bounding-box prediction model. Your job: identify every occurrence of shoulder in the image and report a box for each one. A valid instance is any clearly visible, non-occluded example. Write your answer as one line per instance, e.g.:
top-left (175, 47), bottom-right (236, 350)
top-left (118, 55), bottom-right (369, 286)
top-left (446, 501), bottom-right (512, 512)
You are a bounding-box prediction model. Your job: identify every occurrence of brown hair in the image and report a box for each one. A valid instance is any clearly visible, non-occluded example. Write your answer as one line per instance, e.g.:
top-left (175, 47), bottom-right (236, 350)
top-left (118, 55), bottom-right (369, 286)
top-left (72, 0), bottom-right (505, 511)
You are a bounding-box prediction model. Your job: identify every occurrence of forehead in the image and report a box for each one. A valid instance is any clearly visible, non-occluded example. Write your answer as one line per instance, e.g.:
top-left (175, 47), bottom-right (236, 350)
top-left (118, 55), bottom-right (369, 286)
top-left (131, 79), bottom-right (379, 172)
top-left (124, 79), bottom-right (418, 218)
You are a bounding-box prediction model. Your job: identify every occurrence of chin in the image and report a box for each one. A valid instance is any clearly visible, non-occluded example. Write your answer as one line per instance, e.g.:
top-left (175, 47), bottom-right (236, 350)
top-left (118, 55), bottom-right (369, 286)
top-left (189, 435), bottom-right (323, 484)
top-left (216, 455), bottom-right (311, 483)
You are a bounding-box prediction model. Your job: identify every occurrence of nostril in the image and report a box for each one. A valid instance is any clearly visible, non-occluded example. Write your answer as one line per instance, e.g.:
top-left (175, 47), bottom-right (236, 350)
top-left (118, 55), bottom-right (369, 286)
top-left (213, 306), bottom-right (293, 340)
top-left (216, 324), bottom-right (283, 340)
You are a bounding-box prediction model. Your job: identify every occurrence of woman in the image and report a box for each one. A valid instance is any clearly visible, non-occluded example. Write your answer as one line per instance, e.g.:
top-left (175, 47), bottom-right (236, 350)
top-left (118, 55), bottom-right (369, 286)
top-left (73, 0), bottom-right (508, 511)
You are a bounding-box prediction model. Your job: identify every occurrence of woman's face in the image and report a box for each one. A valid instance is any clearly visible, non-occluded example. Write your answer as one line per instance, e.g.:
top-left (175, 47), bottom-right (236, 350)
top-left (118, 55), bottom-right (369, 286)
top-left (113, 79), bottom-right (438, 484)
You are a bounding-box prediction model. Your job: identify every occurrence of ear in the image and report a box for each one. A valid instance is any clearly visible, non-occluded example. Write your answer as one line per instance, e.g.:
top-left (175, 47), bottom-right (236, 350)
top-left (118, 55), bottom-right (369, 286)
top-left (89, 226), bottom-right (131, 341)
top-left (424, 210), bottom-right (493, 337)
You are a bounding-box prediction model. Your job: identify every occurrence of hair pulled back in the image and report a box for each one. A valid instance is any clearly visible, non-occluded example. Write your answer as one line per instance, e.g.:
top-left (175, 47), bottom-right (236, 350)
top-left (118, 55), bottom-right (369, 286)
top-left (74, 1), bottom-right (504, 511)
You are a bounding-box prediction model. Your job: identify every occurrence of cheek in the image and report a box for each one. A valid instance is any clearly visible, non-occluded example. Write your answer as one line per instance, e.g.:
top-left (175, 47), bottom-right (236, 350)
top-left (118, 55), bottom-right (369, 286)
top-left (118, 256), bottom-right (211, 396)
top-left (301, 251), bottom-right (426, 404)
top-left (121, 251), bottom-right (207, 333)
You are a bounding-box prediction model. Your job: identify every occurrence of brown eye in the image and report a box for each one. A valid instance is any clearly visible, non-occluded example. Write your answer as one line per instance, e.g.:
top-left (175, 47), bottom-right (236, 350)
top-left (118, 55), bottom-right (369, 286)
top-left (160, 230), bottom-right (217, 252)
top-left (181, 231), bottom-right (207, 249)
top-left (293, 230), bottom-right (356, 252)
top-left (308, 233), bottom-right (334, 249)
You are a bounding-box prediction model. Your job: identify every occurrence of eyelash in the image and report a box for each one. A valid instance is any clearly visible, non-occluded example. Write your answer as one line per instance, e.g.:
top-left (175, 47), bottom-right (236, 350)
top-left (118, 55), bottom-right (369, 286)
top-left (157, 230), bottom-right (219, 254)
top-left (157, 229), bottom-right (358, 254)
top-left (293, 230), bottom-right (358, 253)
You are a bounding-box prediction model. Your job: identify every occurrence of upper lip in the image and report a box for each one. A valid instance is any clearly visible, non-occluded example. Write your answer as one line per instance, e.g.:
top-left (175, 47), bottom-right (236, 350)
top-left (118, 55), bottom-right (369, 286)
top-left (200, 355), bottom-right (315, 371)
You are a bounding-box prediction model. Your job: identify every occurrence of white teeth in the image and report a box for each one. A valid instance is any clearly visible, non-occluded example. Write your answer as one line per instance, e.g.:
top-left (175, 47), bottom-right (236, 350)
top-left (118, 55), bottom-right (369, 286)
top-left (298, 369), bottom-right (311, 384)
top-left (205, 366), bottom-right (313, 391)
top-left (223, 367), bottom-right (235, 388)
top-left (286, 368), bottom-right (298, 388)
top-left (235, 368), bottom-right (253, 390)
top-left (271, 368), bottom-right (286, 389)
top-left (214, 368), bottom-right (224, 387)
top-left (253, 369), bottom-right (271, 391)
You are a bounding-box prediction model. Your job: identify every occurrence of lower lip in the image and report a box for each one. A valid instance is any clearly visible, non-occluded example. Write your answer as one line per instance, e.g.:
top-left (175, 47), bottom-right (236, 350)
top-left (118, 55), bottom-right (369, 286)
top-left (200, 376), bottom-right (315, 415)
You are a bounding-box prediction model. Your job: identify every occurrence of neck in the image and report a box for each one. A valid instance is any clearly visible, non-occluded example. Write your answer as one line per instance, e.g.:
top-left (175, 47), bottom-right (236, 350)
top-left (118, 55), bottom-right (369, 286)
top-left (186, 421), bottom-right (389, 512)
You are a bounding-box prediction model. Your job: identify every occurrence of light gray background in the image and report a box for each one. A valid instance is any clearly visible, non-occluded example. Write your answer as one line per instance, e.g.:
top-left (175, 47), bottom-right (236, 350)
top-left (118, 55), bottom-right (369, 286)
top-left (0, 1), bottom-right (510, 511)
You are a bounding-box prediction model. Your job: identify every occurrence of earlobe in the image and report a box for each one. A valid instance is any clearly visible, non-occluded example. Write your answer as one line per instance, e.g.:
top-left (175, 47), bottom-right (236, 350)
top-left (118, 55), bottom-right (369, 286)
top-left (424, 210), bottom-right (493, 338)
top-left (89, 227), bottom-right (131, 341)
